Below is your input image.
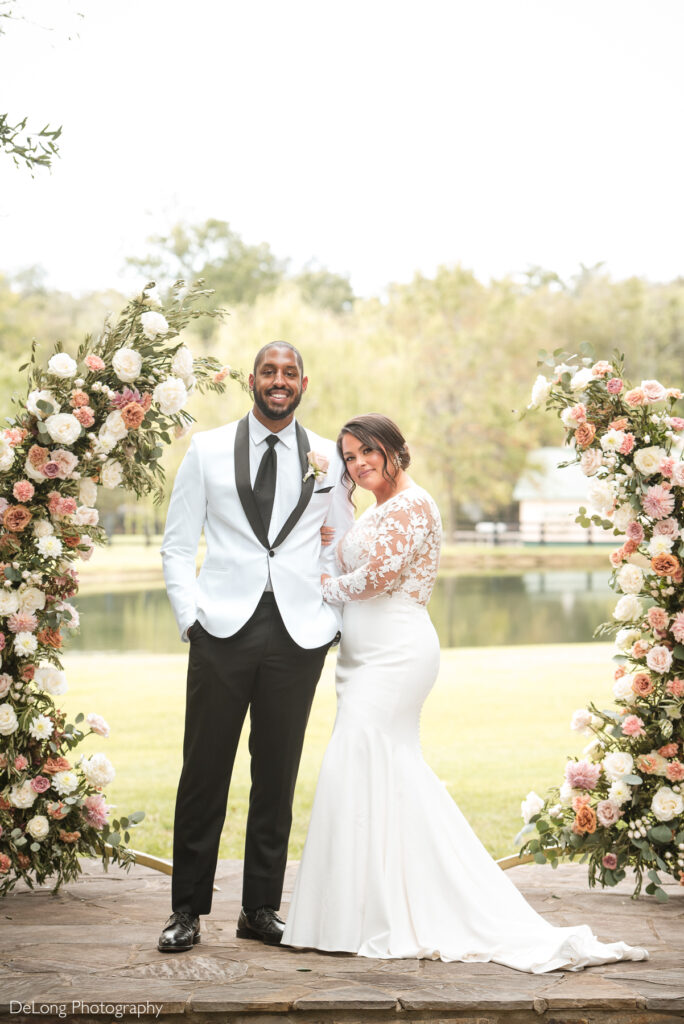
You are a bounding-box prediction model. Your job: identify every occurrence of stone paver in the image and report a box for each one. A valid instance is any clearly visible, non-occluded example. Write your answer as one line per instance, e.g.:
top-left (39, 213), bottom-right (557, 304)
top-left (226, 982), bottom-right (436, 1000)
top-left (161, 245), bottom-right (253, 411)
top-left (1, 859), bottom-right (682, 1023)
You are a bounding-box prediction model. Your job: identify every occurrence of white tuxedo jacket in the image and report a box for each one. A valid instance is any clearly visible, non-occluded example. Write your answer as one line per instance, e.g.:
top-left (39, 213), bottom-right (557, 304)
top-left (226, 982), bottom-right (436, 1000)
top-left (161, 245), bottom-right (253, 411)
top-left (161, 414), bottom-right (354, 649)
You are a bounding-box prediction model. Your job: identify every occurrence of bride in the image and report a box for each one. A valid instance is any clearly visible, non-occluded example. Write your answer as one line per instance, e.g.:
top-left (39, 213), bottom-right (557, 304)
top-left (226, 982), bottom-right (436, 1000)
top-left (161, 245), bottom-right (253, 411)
top-left (282, 413), bottom-right (648, 973)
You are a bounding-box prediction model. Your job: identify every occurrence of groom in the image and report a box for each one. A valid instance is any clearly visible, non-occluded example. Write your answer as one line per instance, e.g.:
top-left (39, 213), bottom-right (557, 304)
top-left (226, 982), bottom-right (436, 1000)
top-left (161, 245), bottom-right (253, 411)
top-left (158, 341), bottom-right (353, 952)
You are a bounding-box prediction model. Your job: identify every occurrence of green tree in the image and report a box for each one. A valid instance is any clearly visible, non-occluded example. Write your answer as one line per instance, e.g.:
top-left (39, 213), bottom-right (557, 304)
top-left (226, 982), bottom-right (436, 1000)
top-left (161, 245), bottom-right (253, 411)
top-left (294, 262), bottom-right (355, 313)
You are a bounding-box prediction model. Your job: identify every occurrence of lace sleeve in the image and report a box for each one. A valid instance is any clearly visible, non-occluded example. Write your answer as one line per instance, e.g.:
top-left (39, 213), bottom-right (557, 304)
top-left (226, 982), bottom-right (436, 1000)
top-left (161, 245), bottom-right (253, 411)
top-left (322, 494), bottom-right (436, 603)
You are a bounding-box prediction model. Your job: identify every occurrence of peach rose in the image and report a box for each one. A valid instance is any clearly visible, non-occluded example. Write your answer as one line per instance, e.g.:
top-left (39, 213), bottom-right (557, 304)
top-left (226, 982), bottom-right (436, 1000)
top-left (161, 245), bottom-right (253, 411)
top-left (84, 354), bottom-right (105, 372)
top-left (121, 402), bottom-right (145, 429)
top-left (623, 539), bottom-right (638, 555)
top-left (69, 390), bottom-right (90, 408)
top-left (658, 743), bottom-right (679, 758)
top-left (666, 762), bottom-right (684, 782)
top-left (632, 672), bottom-right (654, 697)
top-left (614, 666), bottom-right (626, 680)
top-left (42, 756), bottom-right (72, 774)
top-left (647, 607), bottom-right (669, 631)
top-left (651, 553), bottom-right (680, 577)
top-left (13, 481), bottom-right (34, 502)
top-left (46, 800), bottom-right (68, 819)
top-left (624, 387), bottom-right (646, 407)
top-left (36, 627), bottom-right (62, 649)
top-left (606, 378), bottom-right (623, 394)
top-left (575, 422), bottom-right (597, 448)
top-left (57, 829), bottom-right (81, 843)
top-left (28, 444), bottom-right (49, 469)
top-left (619, 433), bottom-right (636, 455)
top-left (572, 805), bottom-right (597, 834)
top-left (622, 714), bottom-right (646, 737)
top-left (74, 407), bottom-right (95, 428)
top-left (609, 417), bottom-right (629, 430)
top-left (4, 505), bottom-right (32, 532)
top-left (610, 547), bottom-right (626, 568)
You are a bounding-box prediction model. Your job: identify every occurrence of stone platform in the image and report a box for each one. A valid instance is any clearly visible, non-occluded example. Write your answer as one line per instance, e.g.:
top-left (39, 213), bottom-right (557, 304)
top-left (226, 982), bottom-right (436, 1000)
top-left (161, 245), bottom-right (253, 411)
top-left (1, 859), bottom-right (683, 1024)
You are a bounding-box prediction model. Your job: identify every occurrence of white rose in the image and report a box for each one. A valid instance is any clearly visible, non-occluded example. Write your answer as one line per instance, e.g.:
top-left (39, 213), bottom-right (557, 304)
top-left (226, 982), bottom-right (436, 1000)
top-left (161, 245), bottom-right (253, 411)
top-left (34, 660), bottom-right (68, 696)
top-left (570, 367), bottom-right (594, 391)
top-left (612, 504), bottom-right (636, 533)
top-left (0, 702), bottom-right (18, 735)
top-left (171, 346), bottom-right (194, 380)
top-left (633, 446), bottom-right (666, 477)
top-left (0, 437), bottom-right (15, 471)
top-left (140, 311), bottom-right (169, 340)
top-left (554, 362), bottom-right (574, 376)
top-left (153, 377), bottom-right (187, 416)
top-left (45, 413), bottom-right (82, 446)
top-left (520, 790), bottom-right (545, 823)
top-left (32, 519), bottom-right (54, 539)
top-left (18, 586), bottom-right (47, 614)
top-left (0, 589), bottom-right (20, 616)
top-left (615, 627), bottom-right (641, 651)
top-left (74, 506), bottom-right (99, 527)
top-left (102, 410), bottom-right (128, 442)
top-left (613, 675), bottom-right (636, 702)
top-left (37, 535), bottom-right (63, 558)
top-left (9, 780), bottom-right (38, 808)
top-left (651, 785), bottom-right (684, 822)
top-left (560, 407), bottom-right (576, 429)
top-left (570, 709), bottom-right (594, 734)
top-left (23, 458), bottom-right (46, 482)
top-left (603, 751), bottom-right (634, 781)
top-left (28, 714), bottom-right (54, 740)
top-left (608, 780), bottom-right (633, 806)
top-left (26, 815), bottom-right (50, 840)
top-left (580, 449), bottom-right (603, 476)
top-left (588, 479), bottom-right (615, 514)
top-left (617, 563), bottom-right (644, 595)
top-left (613, 594), bottom-right (641, 621)
top-left (112, 347), bottom-right (143, 383)
top-left (52, 770), bottom-right (78, 796)
top-left (27, 389), bottom-right (59, 420)
top-left (79, 477), bottom-right (98, 507)
top-left (94, 430), bottom-right (118, 456)
top-left (101, 459), bottom-right (123, 489)
top-left (559, 780), bottom-right (582, 806)
top-left (47, 352), bottom-right (78, 379)
top-left (81, 752), bottom-right (115, 788)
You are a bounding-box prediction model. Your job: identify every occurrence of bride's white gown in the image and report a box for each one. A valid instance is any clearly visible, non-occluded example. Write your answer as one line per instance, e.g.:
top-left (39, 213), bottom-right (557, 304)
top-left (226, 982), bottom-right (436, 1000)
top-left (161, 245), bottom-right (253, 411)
top-left (282, 484), bottom-right (648, 973)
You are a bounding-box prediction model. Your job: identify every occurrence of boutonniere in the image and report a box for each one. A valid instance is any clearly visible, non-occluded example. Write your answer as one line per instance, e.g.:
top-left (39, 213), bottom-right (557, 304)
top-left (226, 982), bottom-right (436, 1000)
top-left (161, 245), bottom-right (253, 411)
top-left (303, 450), bottom-right (329, 483)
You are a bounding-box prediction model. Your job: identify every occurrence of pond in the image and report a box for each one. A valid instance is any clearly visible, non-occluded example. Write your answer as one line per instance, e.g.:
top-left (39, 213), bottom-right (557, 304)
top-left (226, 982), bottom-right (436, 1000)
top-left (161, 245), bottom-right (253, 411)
top-left (69, 571), bottom-right (616, 653)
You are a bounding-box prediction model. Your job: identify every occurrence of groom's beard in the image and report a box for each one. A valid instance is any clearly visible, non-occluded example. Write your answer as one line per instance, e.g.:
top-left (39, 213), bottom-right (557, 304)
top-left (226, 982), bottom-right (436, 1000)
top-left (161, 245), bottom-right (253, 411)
top-left (252, 385), bottom-right (303, 421)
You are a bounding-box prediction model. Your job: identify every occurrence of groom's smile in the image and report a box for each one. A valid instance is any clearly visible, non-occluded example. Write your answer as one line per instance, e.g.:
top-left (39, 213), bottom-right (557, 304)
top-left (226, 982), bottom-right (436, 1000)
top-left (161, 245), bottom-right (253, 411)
top-left (249, 343), bottom-right (309, 426)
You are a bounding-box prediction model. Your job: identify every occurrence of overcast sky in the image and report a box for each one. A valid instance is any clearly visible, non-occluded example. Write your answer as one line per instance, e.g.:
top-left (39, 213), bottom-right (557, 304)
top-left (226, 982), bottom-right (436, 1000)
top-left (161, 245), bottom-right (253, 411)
top-left (1, 0), bottom-right (683, 297)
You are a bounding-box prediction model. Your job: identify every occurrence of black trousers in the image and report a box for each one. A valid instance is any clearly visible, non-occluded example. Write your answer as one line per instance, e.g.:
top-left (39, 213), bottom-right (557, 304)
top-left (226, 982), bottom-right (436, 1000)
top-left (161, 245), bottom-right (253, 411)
top-left (171, 593), bottom-right (331, 916)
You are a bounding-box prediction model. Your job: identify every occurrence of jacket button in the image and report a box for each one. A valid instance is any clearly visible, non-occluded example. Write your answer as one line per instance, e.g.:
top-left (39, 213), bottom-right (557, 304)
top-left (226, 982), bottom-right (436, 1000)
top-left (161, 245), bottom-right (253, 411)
top-left (268, 549), bottom-right (275, 557)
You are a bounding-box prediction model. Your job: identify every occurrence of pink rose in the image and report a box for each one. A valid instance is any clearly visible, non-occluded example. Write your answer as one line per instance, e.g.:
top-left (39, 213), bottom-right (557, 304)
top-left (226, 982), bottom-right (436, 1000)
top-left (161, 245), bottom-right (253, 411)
top-left (0, 498), bottom-right (8, 516)
top-left (647, 607), bottom-right (669, 632)
top-left (306, 451), bottom-right (330, 477)
top-left (619, 433), bottom-right (636, 455)
top-left (42, 461), bottom-right (60, 478)
top-left (0, 854), bottom-right (11, 874)
top-left (626, 521), bottom-right (644, 543)
top-left (30, 775), bottom-right (50, 793)
top-left (624, 387), bottom-right (646, 407)
top-left (622, 715), bottom-right (646, 737)
top-left (666, 678), bottom-right (684, 697)
top-left (672, 463), bottom-right (684, 487)
top-left (606, 378), bottom-right (624, 394)
top-left (86, 712), bottom-right (110, 737)
top-left (84, 354), bottom-right (105, 372)
top-left (654, 517), bottom-right (679, 538)
top-left (82, 793), bottom-right (110, 829)
top-left (51, 449), bottom-right (79, 478)
top-left (58, 497), bottom-right (77, 516)
top-left (592, 361), bottom-right (613, 377)
top-left (596, 800), bottom-right (621, 827)
top-left (666, 762), bottom-right (684, 782)
top-left (646, 645), bottom-right (674, 674)
top-left (641, 379), bottom-right (667, 402)
top-left (602, 853), bottom-right (618, 870)
top-left (14, 754), bottom-right (28, 770)
top-left (74, 407), bottom-right (95, 428)
top-left (660, 457), bottom-right (675, 478)
top-left (609, 548), bottom-right (626, 568)
top-left (671, 613), bottom-right (684, 643)
top-left (78, 536), bottom-right (95, 561)
top-left (13, 480), bottom-right (35, 502)
top-left (569, 403), bottom-right (587, 422)
top-left (0, 673), bottom-right (11, 698)
top-left (669, 417), bottom-right (684, 431)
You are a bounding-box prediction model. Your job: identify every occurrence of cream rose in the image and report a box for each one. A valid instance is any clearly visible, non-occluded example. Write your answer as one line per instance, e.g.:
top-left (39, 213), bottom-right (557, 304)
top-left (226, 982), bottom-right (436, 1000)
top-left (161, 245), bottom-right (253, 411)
top-left (9, 780), bottom-right (38, 808)
top-left (603, 751), bottom-right (634, 781)
top-left (47, 352), bottom-right (78, 379)
top-left (529, 375), bottom-right (550, 408)
top-left (102, 410), bottom-right (128, 442)
top-left (26, 815), bottom-right (50, 840)
top-left (79, 477), bottom-right (98, 507)
top-left (27, 389), bottom-right (58, 419)
top-left (0, 590), bottom-right (20, 616)
top-left (646, 645), bottom-right (673, 674)
top-left (32, 519), bottom-right (54, 539)
top-left (112, 347), bottom-right (143, 383)
top-left (570, 367), bottom-right (593, 391)
top-left (171, 346), bottom-right (194, 379)
top-left (615, 627), bottom-right (641, 651)
top-left (74, 506), bottom-right (99, 527)
top-left (34, 661), bottom-right (68, 696)
top-left (580, 449), bottom-right (603, 476)
top-left (101, 459), bottom-right (124, 489)
top-left (612, 504), bottom-right (636, 533)
top-left (633, 446), bottom-right (667, 477)
top-left (0, 438), bottom-right (15, 472)
top-left (651, 785), bottom-right (684, 822)
top-left (641, 379), bottom-right (667, 402)
top-left (588, 479), bottom-right (615, 514)
top-left (45, 413), bottom-right (82, 446)
top-left (520, 790), bottom-right (545, 823)
top-left (613, 594), bottom-right (641, 622)
top-left (0, 703), bottom-right (18, 736)
top-left (140, 311), bottom-right (169, 340)
top-left (617, 563), bottom-right (644, 595)
top-left (613, 675), bottom-right (636, 701)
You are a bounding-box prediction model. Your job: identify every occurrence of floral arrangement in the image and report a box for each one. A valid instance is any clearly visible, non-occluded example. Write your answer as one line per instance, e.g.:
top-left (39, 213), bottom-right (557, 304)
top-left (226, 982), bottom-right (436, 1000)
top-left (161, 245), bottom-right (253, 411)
top-left (0, 282), bottom-right (245, 895)
top-left (520, 345), bottom-right (684, 900)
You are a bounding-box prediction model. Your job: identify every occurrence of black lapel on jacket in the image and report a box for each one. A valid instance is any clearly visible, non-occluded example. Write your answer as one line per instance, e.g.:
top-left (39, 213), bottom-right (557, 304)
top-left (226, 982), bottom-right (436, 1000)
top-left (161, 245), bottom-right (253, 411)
top-left (272, 421), bottom-right (315, 549)
top-left (234, 414), bottom-right (270, 549)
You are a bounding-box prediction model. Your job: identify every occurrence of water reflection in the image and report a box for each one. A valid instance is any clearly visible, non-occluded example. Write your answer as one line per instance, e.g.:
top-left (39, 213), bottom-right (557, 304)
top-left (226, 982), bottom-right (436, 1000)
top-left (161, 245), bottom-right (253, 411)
top-left (71, 571), bottom-right (615, 653)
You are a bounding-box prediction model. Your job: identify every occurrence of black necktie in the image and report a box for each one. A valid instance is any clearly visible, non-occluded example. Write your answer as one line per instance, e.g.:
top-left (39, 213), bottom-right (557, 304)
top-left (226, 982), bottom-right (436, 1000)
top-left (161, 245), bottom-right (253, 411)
top-left (253, 434), bottom-right (279, 534)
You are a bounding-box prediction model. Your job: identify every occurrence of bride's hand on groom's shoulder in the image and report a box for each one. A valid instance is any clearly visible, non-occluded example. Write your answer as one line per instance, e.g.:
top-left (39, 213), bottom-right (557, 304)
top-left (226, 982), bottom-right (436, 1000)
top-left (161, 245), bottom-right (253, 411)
top-left (321, 573), bottom-right (331, 586)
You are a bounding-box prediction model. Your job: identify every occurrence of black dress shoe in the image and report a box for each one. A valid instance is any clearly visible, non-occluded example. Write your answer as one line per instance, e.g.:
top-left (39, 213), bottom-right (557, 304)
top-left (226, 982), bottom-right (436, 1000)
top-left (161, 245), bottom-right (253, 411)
top-left (157, 911), bottom-right (200, 952)
top-left (236, 906), bottom-right (285, 945)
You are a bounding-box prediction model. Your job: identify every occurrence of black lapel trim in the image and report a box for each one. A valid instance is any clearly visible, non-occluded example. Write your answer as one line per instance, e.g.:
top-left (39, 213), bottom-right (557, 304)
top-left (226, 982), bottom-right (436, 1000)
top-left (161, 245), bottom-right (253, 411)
top-left (234, 414), bottom-right (270, 549)
top-left (272, 421), bottom-right (315, 549)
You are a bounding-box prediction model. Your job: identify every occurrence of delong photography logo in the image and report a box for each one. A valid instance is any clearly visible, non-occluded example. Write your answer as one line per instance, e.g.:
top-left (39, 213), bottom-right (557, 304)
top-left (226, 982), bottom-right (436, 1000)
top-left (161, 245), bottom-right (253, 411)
top-left (9, 1003), bottom-right (164, 1019)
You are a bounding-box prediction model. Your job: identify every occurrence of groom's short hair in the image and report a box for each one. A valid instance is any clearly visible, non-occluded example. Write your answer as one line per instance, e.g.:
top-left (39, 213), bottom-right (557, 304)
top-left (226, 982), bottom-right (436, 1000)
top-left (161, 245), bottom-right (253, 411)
top-left (253, 341), bottom-right (304, 378)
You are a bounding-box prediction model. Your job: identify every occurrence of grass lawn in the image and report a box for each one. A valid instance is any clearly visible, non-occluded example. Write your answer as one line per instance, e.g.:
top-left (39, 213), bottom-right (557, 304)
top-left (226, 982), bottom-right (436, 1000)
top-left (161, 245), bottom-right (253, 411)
top-left (61, 642), bottom-right (614, 862)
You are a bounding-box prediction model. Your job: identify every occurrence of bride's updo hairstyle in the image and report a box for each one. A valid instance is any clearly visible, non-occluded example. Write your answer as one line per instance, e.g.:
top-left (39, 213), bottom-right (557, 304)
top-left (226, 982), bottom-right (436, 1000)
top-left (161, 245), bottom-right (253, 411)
top-left (337, 413), bottom-right (411, 501)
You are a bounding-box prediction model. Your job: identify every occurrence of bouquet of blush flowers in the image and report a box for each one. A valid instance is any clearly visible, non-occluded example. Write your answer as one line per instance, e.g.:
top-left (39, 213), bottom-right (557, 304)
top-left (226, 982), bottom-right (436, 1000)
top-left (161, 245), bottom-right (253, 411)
top-left (0, 282), bottom-right (246, 895)
top-left (519, 345), bottom-right (684, 901)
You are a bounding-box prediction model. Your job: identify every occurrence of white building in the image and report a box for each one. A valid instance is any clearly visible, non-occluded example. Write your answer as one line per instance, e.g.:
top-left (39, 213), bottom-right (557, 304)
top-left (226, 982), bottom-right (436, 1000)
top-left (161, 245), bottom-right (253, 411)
top-left (513, 447), bottom-right (609, 544)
